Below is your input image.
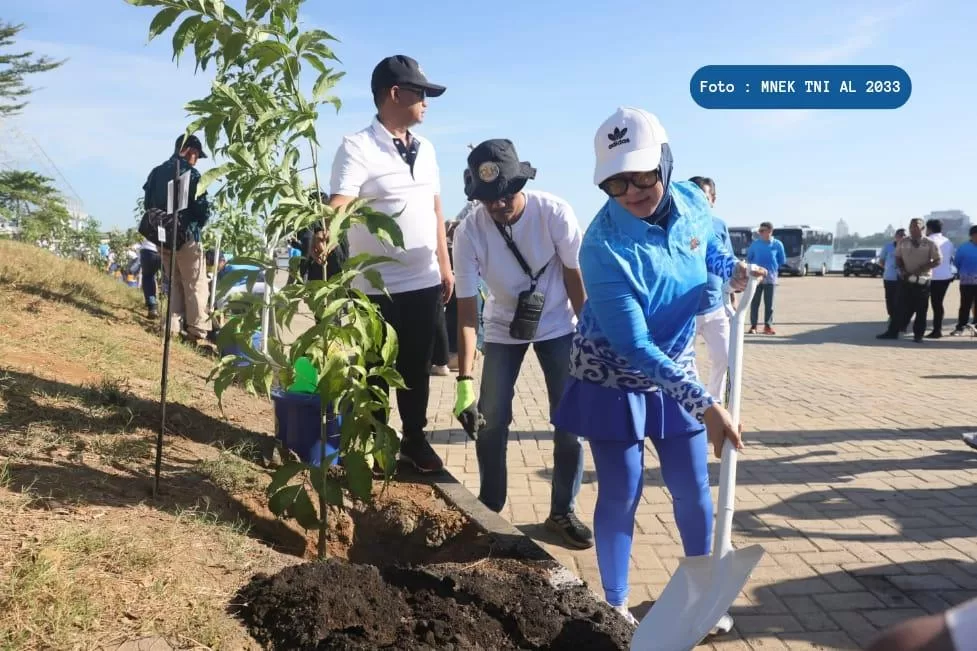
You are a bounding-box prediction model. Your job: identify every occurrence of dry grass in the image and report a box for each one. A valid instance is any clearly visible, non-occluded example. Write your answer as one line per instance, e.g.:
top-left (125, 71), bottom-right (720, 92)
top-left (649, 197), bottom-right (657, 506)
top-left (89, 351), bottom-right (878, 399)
top-left (0, 239), bottom-right (141, 314)
top-left (0, 501), bottom-right (269, 650)
top-left (196, 442), bottom-right (265, 495)
top-left (0, 239), bottom-right (298, 649)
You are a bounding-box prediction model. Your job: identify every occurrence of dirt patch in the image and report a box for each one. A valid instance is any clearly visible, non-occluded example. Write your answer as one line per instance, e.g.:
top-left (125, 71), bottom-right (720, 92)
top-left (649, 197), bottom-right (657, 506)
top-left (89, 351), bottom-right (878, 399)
top-left (232, 473), bottom-right (633, 650)
top-left (235, 558), bottom-right (634, 650)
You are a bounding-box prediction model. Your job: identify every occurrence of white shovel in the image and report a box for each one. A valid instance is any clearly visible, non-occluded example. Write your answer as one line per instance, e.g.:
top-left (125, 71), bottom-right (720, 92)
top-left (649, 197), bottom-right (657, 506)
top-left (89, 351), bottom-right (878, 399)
top-left (630, 275), bottom-right (765, 651)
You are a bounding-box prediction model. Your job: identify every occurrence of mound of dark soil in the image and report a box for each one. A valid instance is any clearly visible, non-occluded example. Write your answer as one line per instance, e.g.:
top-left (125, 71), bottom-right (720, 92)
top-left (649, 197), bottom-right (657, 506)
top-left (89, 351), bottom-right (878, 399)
top-left (234, 558), bottom-right (634, 650)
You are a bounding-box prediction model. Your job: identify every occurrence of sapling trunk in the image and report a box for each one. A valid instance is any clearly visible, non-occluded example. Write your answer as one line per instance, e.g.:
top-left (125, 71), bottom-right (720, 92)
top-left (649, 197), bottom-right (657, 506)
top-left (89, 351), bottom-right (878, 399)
top-left (317, 410), bottom-right (329, 560)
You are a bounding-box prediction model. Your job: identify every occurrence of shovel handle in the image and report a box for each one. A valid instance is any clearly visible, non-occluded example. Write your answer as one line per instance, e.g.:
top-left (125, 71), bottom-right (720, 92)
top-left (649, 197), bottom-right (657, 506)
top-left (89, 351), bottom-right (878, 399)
top-left (713, 273), bottom-right (758, 558)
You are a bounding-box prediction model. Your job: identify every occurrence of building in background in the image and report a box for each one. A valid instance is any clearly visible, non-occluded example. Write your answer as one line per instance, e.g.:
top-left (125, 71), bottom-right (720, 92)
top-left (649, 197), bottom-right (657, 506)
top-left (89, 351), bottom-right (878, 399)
top-left (883, 224), bottom-right (895, 238)
top-left (836, 218), bottom-right (850, 240)
top-left (924, 210), bottom-right (971, 242)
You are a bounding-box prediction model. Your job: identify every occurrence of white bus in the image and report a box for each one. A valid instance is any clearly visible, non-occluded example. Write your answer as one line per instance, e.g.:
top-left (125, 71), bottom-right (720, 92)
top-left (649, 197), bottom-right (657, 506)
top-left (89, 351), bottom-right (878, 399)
top-left (772, 225), bottom-right (835, 277)
top-left (727, 226), bottom-right (755, 258)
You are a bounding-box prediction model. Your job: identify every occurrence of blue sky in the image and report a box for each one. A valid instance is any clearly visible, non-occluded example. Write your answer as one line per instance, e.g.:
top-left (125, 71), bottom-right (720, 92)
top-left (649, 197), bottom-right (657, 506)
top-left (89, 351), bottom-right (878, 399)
top-left (3, 0), bottom-right (975, 236)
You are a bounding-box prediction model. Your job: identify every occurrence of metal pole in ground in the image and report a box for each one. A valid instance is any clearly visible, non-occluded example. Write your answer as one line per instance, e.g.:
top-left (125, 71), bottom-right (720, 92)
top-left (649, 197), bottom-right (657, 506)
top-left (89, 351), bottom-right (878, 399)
top-left (153, 151), bottom-right (182, 498)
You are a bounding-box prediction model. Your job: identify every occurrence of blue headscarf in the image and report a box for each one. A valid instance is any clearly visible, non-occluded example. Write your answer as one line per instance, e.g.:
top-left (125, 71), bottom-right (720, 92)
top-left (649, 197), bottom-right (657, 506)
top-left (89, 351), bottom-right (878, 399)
top-left (645, 142), bottom-right (674, 226)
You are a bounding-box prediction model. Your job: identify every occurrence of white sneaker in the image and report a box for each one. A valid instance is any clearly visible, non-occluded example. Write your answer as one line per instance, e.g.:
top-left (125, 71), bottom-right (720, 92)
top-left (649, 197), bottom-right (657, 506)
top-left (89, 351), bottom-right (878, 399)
top-left (714, 613), bottom-right (734, 634)
top-left (963, 432), bottom-right (977, 451)
top-left (614, 604), bottom-right (639, 627)
top-left (430, 364), bottom-right (450, 376)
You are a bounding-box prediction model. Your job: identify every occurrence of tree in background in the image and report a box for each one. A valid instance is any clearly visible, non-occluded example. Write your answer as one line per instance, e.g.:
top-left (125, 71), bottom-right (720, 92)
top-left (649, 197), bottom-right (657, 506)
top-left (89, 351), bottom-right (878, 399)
top-left (64, 215), bottom-right (104, 264)
top-left (0, 20), bottom-right (64, 117)
top-left (0, 169), bottom-right (62, 228)
top-left (2, 169), bottom-right (73, 247)
top-left (107, 226), bottom-right (142, 270)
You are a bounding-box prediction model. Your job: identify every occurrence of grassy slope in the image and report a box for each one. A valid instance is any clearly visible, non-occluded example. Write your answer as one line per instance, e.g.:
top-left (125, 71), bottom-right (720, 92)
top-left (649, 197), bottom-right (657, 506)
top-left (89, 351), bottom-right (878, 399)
top-left (0, 239), bottom-right (301, 650)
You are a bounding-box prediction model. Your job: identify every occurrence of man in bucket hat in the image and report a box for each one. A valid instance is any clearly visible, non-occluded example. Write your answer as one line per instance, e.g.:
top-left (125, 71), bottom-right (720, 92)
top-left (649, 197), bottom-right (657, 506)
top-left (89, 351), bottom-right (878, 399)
top-left (451, 138), bottom-right (593, 549)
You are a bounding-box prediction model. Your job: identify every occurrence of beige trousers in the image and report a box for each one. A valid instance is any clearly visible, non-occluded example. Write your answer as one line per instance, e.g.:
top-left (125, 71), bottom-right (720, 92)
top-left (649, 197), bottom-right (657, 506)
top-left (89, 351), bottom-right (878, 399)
top-left (160, 241), bottom-right (209, 339)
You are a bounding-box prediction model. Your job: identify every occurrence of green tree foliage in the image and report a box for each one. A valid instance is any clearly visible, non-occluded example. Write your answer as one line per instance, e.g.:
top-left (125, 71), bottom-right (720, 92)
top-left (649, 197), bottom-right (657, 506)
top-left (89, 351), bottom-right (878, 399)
top-left (127, 0), bottom-right (408, 558)
top-left (0, 21), bottom-right (65, 117)
top-left (0, 169), bottom-right (62, 226)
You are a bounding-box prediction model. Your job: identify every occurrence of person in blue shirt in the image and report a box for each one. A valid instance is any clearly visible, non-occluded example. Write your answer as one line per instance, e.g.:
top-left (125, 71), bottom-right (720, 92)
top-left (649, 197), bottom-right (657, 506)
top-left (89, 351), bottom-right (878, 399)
top-left (551, 106), bottom-right (765, 628)
top-left (951, 225), bottom-right (977, 336)
top-left (881, 229), bottom-right (906, 321)
top-left (746, 222), bottom-right (786, 334)
top-left (689, 176), bottom-right (736, 405)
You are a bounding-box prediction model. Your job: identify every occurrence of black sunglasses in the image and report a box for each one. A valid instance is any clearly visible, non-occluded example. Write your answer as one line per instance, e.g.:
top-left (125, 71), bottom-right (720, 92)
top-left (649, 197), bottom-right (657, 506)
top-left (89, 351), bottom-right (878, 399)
top-left (599, 169), bottom-right (660, 197)
top-left (397, 85), bottom-right (427, 100)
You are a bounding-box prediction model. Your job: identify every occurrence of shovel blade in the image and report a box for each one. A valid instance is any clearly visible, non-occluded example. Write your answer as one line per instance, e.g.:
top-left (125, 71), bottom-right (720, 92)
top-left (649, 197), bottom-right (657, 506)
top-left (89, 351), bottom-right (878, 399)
top-left (630, 544), bottom-right (765, 651)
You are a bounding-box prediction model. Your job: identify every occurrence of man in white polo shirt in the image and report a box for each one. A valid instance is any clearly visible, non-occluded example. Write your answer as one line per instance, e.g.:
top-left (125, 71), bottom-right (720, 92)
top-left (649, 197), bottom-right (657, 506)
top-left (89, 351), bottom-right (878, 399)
top-left (450, 139), bottom-right (593, 549)
top-left (924, 218), bottom-right (956, 338)
top-left (328, 54), bottom-right (454, 473)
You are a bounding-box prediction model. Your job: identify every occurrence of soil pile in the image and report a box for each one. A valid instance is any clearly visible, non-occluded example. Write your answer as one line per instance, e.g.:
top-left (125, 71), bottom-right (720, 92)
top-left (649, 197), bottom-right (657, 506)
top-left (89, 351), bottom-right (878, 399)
top-left (234, 558), bottom-right (634, 650)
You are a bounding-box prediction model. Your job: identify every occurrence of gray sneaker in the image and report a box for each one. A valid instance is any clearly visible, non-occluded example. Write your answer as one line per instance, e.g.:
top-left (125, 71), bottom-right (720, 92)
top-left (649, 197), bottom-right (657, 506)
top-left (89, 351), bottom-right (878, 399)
top-left (963, 432), bottom-right (977, 451)
top-left (545, 512), bottom-right (594, 549)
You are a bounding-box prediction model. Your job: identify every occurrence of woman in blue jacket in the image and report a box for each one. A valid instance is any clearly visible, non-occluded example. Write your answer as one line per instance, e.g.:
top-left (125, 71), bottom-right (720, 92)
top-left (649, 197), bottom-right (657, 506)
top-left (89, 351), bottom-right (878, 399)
top-left (553, 107), bottom-right (764, 627)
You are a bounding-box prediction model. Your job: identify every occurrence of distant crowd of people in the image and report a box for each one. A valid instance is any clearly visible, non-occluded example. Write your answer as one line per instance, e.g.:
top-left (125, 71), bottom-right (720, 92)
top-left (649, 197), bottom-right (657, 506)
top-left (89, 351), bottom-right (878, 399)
top-left (876, 218), bottom-right (977, 342)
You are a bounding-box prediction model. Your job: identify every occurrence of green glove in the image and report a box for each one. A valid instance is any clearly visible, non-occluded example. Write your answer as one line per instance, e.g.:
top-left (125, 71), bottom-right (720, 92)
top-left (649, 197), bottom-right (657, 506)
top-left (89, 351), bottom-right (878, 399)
top-left (453, 378), bottom-right (484, 439)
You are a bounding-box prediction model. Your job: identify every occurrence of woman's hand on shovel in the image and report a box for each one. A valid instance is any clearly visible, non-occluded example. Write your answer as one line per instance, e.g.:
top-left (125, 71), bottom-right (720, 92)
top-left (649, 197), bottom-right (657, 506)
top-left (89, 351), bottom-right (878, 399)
top-left (703, 404), bottom-right (744, 458)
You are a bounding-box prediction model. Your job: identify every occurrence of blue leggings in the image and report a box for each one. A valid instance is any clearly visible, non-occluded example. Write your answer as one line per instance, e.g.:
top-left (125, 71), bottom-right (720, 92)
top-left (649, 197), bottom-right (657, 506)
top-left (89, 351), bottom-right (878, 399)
top-left (590, 432), bottom-right (712, 607)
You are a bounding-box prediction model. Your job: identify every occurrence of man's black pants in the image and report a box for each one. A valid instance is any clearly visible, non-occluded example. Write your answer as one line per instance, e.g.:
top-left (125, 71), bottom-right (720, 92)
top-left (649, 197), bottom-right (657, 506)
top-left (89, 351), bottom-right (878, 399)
top-left (369, 284), bottom-right (441, 438)
top-left (891, 281), bottom-right (930, 340)
top-left (957, 284), bottom-right (977, 330)
top-left (883, 280), bottom-right (899, 319)
top-left (929, 279), bottom-right (952, 333)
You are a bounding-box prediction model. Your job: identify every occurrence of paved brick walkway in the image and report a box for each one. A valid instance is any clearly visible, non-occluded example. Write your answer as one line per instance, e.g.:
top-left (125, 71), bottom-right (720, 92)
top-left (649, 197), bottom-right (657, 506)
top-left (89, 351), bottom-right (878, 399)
top-left (411, 276), bottom-right (977, 649)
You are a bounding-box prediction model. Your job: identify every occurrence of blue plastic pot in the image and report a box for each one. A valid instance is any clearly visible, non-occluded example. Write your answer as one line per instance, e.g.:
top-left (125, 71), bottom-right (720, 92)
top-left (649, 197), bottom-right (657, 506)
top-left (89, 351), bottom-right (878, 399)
top-left (271, 388), bottom-right (341, 467)
top-left (220, 329), bottom-right (263, 368)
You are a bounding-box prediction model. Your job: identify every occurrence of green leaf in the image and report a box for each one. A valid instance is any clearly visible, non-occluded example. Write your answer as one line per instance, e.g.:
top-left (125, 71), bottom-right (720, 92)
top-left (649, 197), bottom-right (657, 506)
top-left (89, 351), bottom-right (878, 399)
top-left (247, 0), bottom-right (271, 20)
top-left (380, 321), bottom-right (398, 366)
top-left (197, 163), bottom-right (228, 197)
top-left (312, 70), bottom-right (335, 101)
top-left (301, 53), bottom-right (327, 74)
top-left (221, 31), bottom-right (248, 65)
top-left (267, 461), bottom-right (307, 496)
top-left (148, 7), bottom-right (183, 39)
top-left (287, 488), bottom-right (320, 530)
top-left (268, 483), bottom-right (302, 517)
top-left (343, 450), bottom-right (373, 500)
top-left (193, 20), bottom-right (221, 66)
top-left (171, 15), bottom-right (203, 60)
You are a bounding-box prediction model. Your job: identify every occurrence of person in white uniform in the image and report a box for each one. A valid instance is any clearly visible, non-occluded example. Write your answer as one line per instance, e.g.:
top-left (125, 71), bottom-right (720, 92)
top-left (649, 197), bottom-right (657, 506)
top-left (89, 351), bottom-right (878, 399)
top-left (690, 176), bottom-right (735, 404)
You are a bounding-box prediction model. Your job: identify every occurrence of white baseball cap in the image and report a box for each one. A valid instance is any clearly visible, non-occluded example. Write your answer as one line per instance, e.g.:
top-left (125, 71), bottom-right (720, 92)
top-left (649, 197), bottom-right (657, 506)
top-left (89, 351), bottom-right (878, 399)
top-left (593, 106), bottom-right (669, 185)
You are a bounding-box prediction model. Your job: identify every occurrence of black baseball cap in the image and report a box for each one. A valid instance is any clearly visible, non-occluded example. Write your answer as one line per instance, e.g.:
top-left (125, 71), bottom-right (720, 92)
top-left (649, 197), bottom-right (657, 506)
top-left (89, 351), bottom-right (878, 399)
top-left (370, 55), bottom-right (446, 98)
top-left (464, 139), bottom-right (536, 202)
top-left (174, 133), bottom-right (207, 158)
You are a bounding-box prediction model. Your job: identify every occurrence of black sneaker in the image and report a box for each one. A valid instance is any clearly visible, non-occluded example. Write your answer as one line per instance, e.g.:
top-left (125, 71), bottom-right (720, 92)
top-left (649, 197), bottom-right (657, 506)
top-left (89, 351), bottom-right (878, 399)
top-left (399, 435), bottom-right (444, 473)
top-left (876, 332), bottom-right (898, 339)
top-left (148, 306), bottom-right (159, 319)
top-left (545, 512), bottom-right (594, 549)
top-left (925, 330), bottom-right (942, 339)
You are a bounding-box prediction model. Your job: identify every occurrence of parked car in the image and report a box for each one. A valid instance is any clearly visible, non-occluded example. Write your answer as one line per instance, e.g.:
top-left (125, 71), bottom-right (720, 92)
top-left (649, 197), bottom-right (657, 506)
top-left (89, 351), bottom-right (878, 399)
top-left (843, 248), bottom-right (883, 277)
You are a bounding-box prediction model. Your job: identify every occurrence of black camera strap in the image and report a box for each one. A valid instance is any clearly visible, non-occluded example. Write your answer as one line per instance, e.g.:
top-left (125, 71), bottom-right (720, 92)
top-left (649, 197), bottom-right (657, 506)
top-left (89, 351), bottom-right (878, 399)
top-left (494, 220), bottom-right (548, 290)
